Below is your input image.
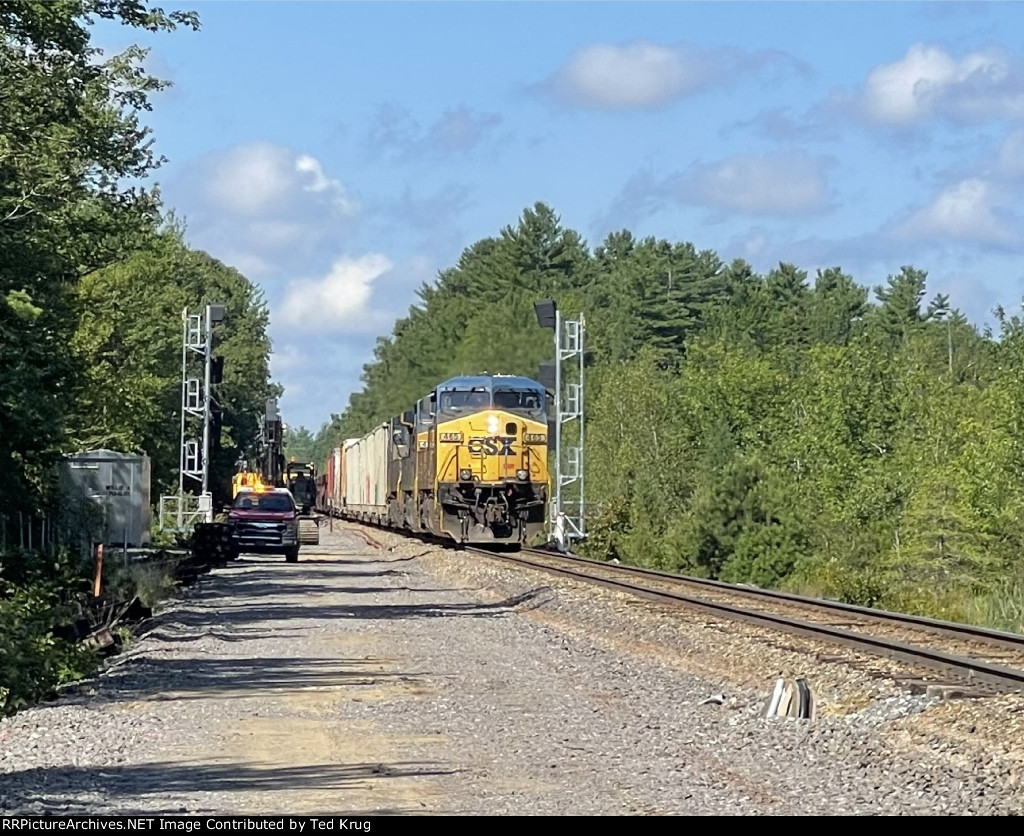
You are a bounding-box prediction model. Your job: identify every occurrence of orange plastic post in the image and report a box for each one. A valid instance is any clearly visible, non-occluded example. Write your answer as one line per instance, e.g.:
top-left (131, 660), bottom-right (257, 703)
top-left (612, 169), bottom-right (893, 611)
top-left (93, 543), bottom-right (104, 598)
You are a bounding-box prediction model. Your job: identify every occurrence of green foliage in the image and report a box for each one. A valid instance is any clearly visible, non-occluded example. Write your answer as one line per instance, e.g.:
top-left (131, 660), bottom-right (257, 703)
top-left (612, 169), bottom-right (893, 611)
top-left (0, 542), bottom-right (188, 715)
top-left (681, 456), bottom-right (809, 588)
top-left (967, 577), bottom-right (1024, 635)
top-left (0, 0), bottom-right (199, 515)
top-left (67, 227), bottom-right (278, 503)
top-left (104, 551), bottom-right (179, 609)
top-left (0, 548), bottom-right (98, 715)
top-left (283, 426), bottom-right (317, 462)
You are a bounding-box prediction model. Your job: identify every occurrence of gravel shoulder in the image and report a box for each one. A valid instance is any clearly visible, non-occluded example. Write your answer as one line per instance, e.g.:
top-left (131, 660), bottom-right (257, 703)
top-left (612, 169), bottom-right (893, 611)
top-left (2, 521), bottom-right (1022, 815)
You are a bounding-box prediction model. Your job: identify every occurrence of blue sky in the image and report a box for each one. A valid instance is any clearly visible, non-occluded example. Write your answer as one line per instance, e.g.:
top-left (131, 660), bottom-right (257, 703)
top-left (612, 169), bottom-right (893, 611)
top-left (99, 2), bottom-right (1024, 431)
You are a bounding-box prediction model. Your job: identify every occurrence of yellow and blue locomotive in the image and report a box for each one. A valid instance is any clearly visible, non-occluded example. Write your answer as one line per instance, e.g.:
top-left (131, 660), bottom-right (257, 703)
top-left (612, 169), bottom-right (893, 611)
top-left (333, 374), bottom-right (549, 547)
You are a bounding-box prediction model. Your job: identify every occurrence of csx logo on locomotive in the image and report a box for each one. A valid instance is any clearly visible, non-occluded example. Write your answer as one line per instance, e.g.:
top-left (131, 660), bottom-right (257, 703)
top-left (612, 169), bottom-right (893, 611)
top-left (467, 436), bottom-right (516, 455)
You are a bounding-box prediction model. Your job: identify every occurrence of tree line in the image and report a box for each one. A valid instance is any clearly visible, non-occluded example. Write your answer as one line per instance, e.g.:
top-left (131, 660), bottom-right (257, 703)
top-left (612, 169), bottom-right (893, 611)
top-left (308, 203), bottom-right (1024, 630)
top-left (1, 2), bottom-right (276, 520)
top-left (1, 2), bottom-right (276, 713)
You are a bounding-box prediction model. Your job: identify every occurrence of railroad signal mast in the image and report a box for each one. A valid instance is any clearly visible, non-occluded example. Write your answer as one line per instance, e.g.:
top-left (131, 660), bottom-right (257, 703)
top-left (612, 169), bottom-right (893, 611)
top-left (535, 299), bottom-right (586, 551)
top-left (177, 303), bottom-right (226, 524)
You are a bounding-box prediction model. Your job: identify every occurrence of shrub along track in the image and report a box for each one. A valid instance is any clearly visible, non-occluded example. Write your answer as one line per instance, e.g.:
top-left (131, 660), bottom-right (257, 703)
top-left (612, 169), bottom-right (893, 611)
top-left (59, 531), bottom-right (236, 679)
top-left (466, 547), bottom-right (1024, 695)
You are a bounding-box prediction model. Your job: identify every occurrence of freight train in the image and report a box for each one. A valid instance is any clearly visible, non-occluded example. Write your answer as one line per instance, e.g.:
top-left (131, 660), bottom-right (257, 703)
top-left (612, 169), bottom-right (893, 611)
top-left (317, 374), bottom-right (549, 547)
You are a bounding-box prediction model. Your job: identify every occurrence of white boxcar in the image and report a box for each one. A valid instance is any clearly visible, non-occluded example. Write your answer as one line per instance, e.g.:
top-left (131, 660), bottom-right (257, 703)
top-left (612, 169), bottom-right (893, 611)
top-left (343, 428), bottom-right (389, 521)
top-left (332, 446), bottom-right (343, 509)
top-left (340, 438), bottom-right (357, 508)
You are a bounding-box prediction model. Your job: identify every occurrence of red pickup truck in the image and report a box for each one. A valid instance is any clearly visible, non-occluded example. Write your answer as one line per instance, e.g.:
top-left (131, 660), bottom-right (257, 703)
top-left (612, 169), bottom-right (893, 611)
top-left (227, 488), bottom-right (301, 562)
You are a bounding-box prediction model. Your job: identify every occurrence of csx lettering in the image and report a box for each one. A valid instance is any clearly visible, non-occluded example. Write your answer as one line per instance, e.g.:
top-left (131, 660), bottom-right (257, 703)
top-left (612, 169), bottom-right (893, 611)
top-left (467, 436), bottom-right (516, 456)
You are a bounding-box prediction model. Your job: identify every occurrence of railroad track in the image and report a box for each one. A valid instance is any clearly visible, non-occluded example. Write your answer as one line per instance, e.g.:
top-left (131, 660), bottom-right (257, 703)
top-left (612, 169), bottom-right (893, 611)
top-left (466, 546), bottom-right (1024, 695)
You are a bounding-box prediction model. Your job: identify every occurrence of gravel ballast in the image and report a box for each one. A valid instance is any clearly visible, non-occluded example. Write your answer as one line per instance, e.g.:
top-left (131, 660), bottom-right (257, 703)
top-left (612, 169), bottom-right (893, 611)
top-left (2, 522), bottom-right (1022, 815)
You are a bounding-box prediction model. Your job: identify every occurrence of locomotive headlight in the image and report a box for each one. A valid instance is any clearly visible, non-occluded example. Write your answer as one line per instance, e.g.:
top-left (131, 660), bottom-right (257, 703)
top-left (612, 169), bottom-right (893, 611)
top-left (487, 415), bottom-right (500, 434)
top-left (516, 469), bottom-right (529, 481)
top-left (459, 468), bottom-right (472, 482)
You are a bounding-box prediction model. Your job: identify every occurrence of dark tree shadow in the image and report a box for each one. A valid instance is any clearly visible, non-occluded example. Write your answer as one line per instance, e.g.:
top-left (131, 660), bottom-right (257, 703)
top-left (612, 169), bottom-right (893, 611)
top-left (137, 584), bottom-right (555, 636)
top-left (88, 655), bottom-right (435, 702)
top-left (0, 759), bottom-right (460, 816)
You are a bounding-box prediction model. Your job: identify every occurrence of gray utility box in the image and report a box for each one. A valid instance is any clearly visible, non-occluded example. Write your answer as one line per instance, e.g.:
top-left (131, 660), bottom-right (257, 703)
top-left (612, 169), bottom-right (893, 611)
top-left (61, 450), bottom-right (152, 546)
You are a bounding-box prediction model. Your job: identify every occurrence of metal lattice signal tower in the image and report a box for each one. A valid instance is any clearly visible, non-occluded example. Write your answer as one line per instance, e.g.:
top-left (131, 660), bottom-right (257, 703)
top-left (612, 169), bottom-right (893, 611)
top-left (174, 304), bottom-right (224, 524)
top-left (535, 300), bottom-right (586, 551)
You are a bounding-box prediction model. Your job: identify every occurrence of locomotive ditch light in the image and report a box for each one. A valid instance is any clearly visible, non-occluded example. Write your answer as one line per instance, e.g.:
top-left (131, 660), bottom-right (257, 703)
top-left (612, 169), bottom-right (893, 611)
top-left (534, 299), bottom-right (557, 329)
top-left (459, 468), bottom-right (472, 482)
top-left (516, 469), bottom-right (529, 481)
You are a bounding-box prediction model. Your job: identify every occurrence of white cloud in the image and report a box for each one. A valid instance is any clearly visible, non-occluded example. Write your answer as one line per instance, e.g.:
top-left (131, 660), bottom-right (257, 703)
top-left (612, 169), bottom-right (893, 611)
top-left (679, 152), bottom-right (833, 216)
top-left (893, 179), bottom-right (1018, 246)
top-left (204, 142), bottom-right (359, 217)
top-left (554, 43), bottom-right (701, 110)
top-left (270, 253), bottom-right (445, 430)
top-left (206, 143), bottom-right (296, 215)
top-left (170, 142), bottom-right (361, 279)
top-left (295, 154), bottom-right (360, 213)
top-left (853, 44), bottom-right (1024, 127)
top-left (542, 41), bottom-right (805, 111)
top-left (295, 155), bottom-right (332, 191)
top-left (279, 254), bottom-right (392, 333)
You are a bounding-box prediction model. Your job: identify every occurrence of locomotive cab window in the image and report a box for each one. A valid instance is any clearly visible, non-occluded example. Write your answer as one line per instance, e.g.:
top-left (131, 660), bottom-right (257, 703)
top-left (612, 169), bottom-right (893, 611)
top-left (493, 388), bottom-right (546, 419)
top-left (416, 397), bottom-right (435, 428)
top-left (439, 388), bottom-right (490, 415)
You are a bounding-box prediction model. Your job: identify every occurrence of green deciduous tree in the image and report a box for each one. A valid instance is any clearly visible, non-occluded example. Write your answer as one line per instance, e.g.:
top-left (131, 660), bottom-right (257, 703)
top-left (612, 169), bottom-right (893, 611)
top-left (0, 0), bottom-right (197, 513)
top-left (69, 228), bottom-right (277, 503)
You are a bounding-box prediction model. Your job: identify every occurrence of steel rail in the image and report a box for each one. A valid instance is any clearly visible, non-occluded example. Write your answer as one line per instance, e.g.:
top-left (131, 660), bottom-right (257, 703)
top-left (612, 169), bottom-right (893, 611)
top-left (520, 548), bottom-right (1024, 654)
top-left (468, 547), bottom-right (1024, 694)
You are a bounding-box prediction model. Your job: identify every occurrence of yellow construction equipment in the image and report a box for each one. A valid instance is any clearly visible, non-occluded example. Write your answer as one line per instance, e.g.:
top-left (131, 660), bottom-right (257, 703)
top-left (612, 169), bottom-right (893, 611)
top-left (232, 470), bottom-right (268, 498)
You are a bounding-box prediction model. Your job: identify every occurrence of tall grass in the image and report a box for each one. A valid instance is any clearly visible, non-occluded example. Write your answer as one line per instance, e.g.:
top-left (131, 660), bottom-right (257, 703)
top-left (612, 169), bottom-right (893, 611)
top-left (105, 554), bottom-right (181, 610)
top-left (967, 578), bottom-right (1024, 635)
